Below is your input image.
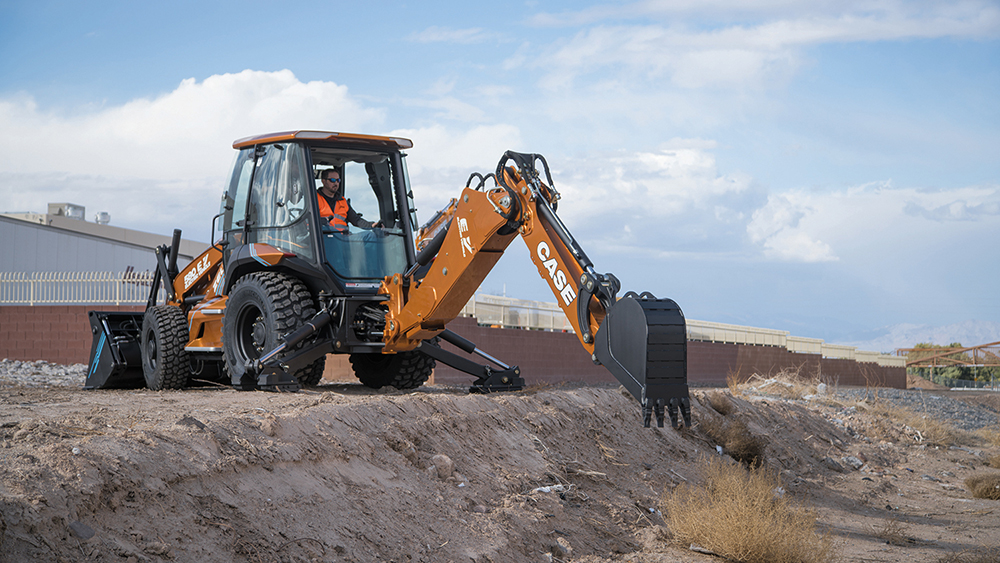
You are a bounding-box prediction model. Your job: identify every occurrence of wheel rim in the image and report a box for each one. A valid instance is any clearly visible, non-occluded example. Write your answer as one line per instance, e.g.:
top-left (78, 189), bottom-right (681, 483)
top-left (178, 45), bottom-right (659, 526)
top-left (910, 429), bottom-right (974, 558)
top-left (235, 304), bottom-right (266, 362)
top-left (145, 327), bottom-right (158, 371)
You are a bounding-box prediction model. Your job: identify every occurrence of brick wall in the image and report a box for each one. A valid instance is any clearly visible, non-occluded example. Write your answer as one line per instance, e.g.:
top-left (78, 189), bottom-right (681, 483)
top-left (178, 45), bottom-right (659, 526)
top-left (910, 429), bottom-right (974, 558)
top-left (687, 339), bottom-right (903, 389)
top-left (1, 305), bottom-right (144, 365)
top-left (2, 306), bottom-right (904, 389)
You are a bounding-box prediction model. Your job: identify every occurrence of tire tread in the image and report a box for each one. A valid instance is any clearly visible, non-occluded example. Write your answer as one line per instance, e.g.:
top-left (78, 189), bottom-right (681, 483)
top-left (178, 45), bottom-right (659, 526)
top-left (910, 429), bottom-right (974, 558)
top-left (142, 305), bottom-right (190, 390)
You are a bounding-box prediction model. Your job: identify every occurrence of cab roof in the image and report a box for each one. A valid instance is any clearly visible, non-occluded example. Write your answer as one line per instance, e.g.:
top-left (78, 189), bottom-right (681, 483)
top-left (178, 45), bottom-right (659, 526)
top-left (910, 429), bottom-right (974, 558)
top-left (232, 130), bottom-right (413, 150)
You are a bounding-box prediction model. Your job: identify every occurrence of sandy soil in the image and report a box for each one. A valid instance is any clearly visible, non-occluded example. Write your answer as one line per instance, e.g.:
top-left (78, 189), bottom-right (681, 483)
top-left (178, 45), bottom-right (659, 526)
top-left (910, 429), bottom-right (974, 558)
top-left (0, 381), bottom-right (998, 563)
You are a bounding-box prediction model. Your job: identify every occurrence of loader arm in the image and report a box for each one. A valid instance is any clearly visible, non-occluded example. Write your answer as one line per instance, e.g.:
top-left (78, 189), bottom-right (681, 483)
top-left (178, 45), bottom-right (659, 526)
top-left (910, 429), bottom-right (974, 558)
top-left (380, 151), bottom-right (691, 428)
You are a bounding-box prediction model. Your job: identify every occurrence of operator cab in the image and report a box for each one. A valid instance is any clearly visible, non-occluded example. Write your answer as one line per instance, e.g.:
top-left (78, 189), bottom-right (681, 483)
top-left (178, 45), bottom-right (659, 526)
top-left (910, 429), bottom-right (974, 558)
top-left (218, 131), bottom-right (418, 295)
top-left (311, 147), bottom-right (408, 285)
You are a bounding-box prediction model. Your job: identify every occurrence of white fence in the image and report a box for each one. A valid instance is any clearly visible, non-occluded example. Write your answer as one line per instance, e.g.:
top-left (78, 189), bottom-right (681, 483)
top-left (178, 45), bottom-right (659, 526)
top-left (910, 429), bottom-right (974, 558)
top-left (0, 271), bottom-right (159, 306)
top-left (460, 294), bottom-right (903, 368)
top-left (459, 294), bottom-right (574, 332)
top-left (0, 272), bottom-right (903, 367)
top-left (686, 319), bottom-right (787, 347)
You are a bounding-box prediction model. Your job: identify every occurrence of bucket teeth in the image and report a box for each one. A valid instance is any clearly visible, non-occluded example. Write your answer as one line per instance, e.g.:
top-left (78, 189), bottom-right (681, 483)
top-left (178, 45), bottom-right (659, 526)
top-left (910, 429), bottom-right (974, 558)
top-left (594, 294), bottom-right (691, 429)
top-left (665, 398), bottom-right (693, 430)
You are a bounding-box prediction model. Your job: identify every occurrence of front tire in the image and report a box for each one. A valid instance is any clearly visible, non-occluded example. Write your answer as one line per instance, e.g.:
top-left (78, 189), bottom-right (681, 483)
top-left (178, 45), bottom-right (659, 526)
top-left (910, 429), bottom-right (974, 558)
top-left (141, 305), bottom-right (191, 390)
top-left (350, 350), bottom-right (435, 390)
top-left (222, 272), bottom-right (326, 388)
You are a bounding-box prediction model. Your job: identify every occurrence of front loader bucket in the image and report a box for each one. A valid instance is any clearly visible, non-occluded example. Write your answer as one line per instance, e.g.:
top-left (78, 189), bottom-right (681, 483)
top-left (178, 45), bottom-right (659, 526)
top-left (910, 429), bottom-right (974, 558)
top-left (593, 294), bottom-right (691, 428)
top-left (84, 311), bottom-right (145, 389)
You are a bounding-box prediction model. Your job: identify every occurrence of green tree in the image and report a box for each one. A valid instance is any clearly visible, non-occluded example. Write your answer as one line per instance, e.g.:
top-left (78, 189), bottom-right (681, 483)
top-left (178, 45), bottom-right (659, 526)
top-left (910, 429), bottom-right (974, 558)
top-left (907, 342), bottom-right (976, 382)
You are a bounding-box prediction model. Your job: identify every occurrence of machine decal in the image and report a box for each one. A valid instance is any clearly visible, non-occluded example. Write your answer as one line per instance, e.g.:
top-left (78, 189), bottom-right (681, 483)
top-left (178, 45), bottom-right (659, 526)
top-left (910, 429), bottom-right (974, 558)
top-left (536, 241), bottom-right (577, 306)
top-left (249, 244), bottom-right (270, 267)
top-left (183, 254), bottom-right (212, 290)
top-left (458, 218), bottom-right (474, 258)
top-left (212, 266), bottom-right (224, 295)
top-left (89, 332), bottom-right (106, 377)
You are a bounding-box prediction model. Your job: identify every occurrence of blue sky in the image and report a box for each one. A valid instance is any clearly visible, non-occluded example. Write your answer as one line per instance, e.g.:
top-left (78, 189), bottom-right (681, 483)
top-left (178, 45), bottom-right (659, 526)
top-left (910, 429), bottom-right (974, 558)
top-left (1, 1), bottom-right (998, 347)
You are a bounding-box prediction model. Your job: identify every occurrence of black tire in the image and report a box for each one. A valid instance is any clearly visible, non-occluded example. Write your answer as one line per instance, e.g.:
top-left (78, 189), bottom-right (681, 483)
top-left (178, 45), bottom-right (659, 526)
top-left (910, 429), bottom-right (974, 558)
top-left (141, 305), bottom-right (191, 390)
top-left (295, 359), bottom-right (325, 387)
top-left (350, 350), bottom-right (435, 390)
top-left (222, 272), bottom-right (326, 388)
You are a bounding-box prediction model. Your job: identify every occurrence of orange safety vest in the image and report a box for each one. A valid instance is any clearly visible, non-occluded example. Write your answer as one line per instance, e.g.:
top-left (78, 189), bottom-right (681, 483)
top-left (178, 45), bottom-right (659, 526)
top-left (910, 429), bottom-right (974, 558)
top-left (318, 195), bottom-right (350, 231)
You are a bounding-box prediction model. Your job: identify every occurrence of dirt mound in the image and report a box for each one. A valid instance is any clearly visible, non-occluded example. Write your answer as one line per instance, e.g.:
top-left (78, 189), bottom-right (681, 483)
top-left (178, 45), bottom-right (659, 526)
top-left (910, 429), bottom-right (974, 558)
top-left (0, 383), bottom-right (998, 562)
top-left (907, 372), bottom-right (949, 390)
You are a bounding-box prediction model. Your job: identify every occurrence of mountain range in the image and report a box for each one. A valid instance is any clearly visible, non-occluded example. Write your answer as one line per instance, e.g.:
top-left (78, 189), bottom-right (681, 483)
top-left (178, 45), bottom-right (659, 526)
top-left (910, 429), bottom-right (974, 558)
top-left (833, 320), bottom-right (1000, 354)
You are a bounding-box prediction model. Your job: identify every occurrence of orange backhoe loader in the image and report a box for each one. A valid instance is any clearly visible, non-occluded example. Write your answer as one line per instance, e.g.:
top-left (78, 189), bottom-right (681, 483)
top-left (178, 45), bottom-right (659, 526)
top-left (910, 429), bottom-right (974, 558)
top-left (86, 131), bottom-right (690, 428)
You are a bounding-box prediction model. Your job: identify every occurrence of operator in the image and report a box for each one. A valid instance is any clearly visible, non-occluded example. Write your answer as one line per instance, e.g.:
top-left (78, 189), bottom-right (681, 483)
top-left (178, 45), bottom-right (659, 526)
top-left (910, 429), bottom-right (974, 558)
top-left (317, 169), bottom-right (381, 231)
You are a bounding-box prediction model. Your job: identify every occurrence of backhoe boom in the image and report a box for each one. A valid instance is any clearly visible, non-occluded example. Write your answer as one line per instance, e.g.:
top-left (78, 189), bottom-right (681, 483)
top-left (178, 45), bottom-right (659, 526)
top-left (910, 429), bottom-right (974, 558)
top-left (381, 151), bottom-right (691, 428)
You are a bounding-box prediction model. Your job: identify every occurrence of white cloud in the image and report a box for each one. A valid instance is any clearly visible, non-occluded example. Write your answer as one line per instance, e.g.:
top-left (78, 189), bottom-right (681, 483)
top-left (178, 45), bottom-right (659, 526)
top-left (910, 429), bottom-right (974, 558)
top-left (0, 69), bottom-right (384, 179)
top-left (407, 26), bottom-right (502, 44)
top-left (0, 70), bottom-right (386, 238)
top-left (747, 192), bottom-right (838, 262)
top-left (553, 142), bottom-right (751, 223)
top-left (746, 182), bottom-right (1000, 263)
top-left (529, 3), bottom-right (1000, 90)
top-left (904, 192), bottom-right (1000, 221)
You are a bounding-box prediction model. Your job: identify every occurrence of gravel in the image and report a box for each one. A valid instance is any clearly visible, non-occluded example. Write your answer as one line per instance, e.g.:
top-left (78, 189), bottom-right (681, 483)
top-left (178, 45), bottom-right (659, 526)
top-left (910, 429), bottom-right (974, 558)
top-left (833, 387), bottom-right (999, 432)
top-left (0, 359), bottom-right (88, 388)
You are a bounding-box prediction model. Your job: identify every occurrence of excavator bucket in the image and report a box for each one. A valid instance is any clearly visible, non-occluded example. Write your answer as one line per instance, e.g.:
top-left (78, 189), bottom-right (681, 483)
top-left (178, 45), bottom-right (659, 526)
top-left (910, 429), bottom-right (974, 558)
top-left (593, 294), bottom-right (691, 428)
top-left (84, 311), bottom-right (146, 389)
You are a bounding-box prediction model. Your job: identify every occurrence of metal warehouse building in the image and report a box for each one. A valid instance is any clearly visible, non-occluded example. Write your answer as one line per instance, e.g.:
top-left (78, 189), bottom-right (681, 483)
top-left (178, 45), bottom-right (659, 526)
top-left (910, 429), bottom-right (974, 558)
top-left (1, 203), bottom-right (205, 274)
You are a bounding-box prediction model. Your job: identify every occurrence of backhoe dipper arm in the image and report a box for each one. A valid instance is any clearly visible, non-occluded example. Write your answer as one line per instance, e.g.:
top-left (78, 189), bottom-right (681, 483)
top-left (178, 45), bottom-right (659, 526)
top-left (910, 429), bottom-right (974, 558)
top-left (380, 152), bottom-right (690, 428)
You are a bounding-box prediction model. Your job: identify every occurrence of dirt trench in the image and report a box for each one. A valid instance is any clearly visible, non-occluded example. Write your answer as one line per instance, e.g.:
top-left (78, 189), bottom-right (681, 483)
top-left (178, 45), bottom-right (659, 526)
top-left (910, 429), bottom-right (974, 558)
top-left (0, 383), bottom-right (998, 563)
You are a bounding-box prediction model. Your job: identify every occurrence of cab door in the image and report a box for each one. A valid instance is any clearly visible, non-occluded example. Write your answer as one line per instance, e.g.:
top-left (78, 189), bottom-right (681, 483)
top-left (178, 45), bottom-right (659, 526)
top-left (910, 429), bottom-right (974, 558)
top-left (246, 143), bottom-right (316, 262)
top-left (220, 146), bottom-right (256, 266)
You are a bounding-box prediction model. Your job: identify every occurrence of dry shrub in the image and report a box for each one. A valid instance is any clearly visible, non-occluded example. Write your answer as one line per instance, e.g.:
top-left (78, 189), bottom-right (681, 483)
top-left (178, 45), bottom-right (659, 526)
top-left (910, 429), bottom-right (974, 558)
top-left (745, 368), bottom-right (820, 401)
top-left (872, 518), bottom-right (913, 546)
top-left (663, 456), bottom-right (835, 563)
top-left (976, 427), bottom-right (1000, 448)
top-left (965, 473), bottom-right (1000, 500)
top-left (989, 454), bottom-right (1000, 470)
top-left (708, 391), bottom-right (735, 416)
top-left (938, 546), bottom-right (1000, 563)
top-left (701, 416), bottom-right (767, 468)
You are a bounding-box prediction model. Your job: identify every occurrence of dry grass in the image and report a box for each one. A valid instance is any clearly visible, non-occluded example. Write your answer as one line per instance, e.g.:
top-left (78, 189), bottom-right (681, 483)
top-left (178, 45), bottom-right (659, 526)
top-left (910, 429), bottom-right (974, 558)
top-left (988, 454), bottom-right (1000, 470)
top-left (872, 518), bottom-right (914, 546)
top-left (964, 473), bottom-right (1000, 500)
top-left (727, 367), bottom-right (745, 395)
top-left (701, 416), bottom-right (768, 468)
top-left (976, 427), bottom-right (1000, 449)
top-left (739, 368), bottom-right (822, 401)
top-left (707, 391), bottom-right (736, 416)
top-left (662, 456), bottom-right (835, 563)
top-left (865, 402), bottom-right (979, 448)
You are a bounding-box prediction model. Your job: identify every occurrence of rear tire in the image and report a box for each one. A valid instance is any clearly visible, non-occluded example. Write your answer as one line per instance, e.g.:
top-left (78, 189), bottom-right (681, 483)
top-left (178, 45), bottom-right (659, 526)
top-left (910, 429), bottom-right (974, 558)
top-left (141, 305), bottom-right (190, 390)
top-left (350, 350), bottom-right (434, 390)
top-left (295, 359), bottom-right (325, 386)
top-left (222, 272), bottom-right (326, 388)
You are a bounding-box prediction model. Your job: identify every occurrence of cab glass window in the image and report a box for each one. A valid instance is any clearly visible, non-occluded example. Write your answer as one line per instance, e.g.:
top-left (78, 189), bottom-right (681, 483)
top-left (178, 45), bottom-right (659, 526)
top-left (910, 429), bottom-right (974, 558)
top-left (223, 148), bottom-right (254, 232)
top-left (246, 143), bottom-right (316, 262)
top-left (312, 150), bottom-right (407, 281)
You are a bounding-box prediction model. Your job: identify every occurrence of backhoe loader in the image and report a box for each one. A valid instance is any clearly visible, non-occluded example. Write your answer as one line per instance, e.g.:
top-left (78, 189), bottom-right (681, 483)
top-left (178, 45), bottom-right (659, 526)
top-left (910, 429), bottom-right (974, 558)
top-left (86, 131), bottom-right (690, 428)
